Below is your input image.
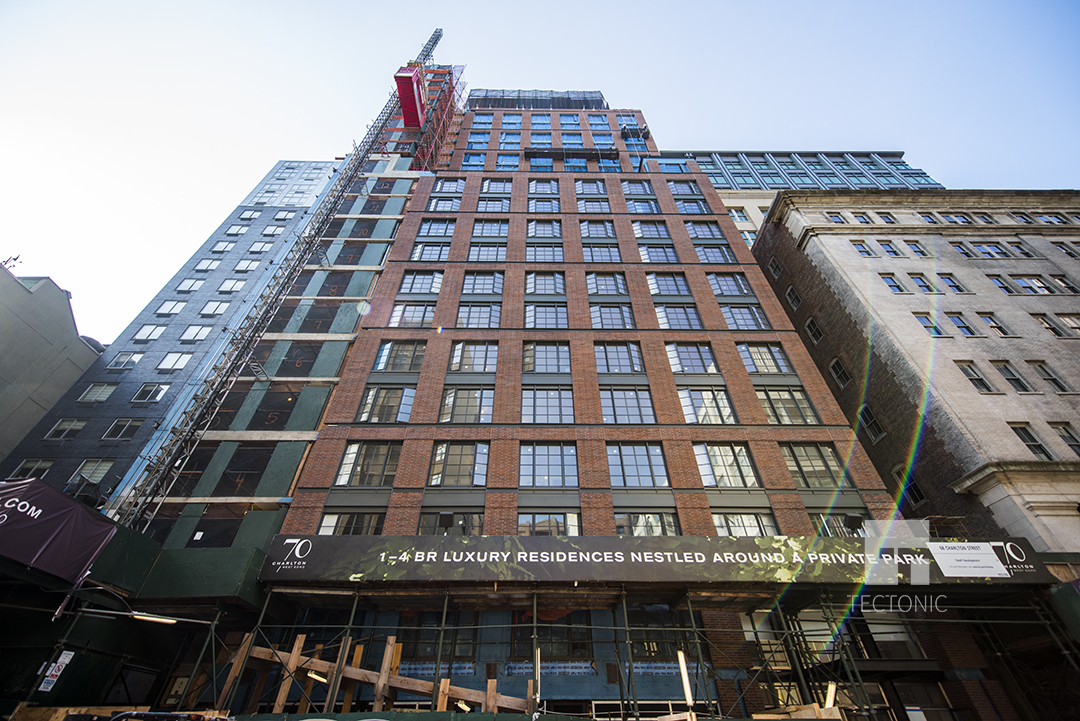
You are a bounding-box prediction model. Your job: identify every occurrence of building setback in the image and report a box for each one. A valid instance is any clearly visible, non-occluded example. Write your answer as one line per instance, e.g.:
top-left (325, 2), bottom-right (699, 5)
top-left (3, 38), bottom-right (1078, 721)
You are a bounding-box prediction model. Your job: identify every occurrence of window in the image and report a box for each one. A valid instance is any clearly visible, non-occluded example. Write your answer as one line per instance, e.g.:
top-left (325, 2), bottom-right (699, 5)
top-left (157, 352), bottom-right (192, 371)
top-left (428, 196), bottom-right (461, 212)
top-left (400, 271), bottom-right (443, 295)
top-left (134, 324), bottom-right (166, 341)
top-left (128, 383), bottom-right (169, 404)
top-left (524, 303), bottom-right (568, 328)
top-left (200, 301), bottom-right (229, 316)
top-left (878, 212), bottom-right (897, 224)
top-left (853, 213), bottom-right (872, 225)
top-left (476, 179), bottom-right (511, 196)
top-left (525, 272), bottom-right (565, 295)
top-left (261, 226), bottom-right (285, 237)
top-left (600, 387), bottom-right (655, 424)
top-left (942, 213), bottom-right (972, 225)
top-left (826, 212), bottom-right (845, 224)
top-left (979, 313), bottom-right (1011, 336)
top-left (1009, 242), bottom-right (1036, 258)
top-left (695, 244), bottom-right (737, 263)
top-left (951, 243), bottom-right (974, 258)
top-left (1052, 275), bottom-right (1080, 293)
top-left (656, 304), bottom-right (703, 329)
top-left (627, 199), bottom-right (661, 213)
top-left (373, 340), bottom-right (425, 372)
top-left (639, 245), bottom-right (679, 263)
top-left (496, 154), bottom-right (519, 171)
top-left (1029, 362), bottom-right (1070, 392)
top-left (676, 199), bottom-right (708, 214)
top-left (528, 197), bottom-right (560, 212)
top-left (334, 441), bottom-right (401, 486)
top-left (647, 273), bottom-right (690, 295)
top-left (235, 259), bottom-right (259, 272)
top-left (526, 243), bottom-right (563, 262)
top-left (910, 274), bottom-right (935, 293)
top-left (1061, 314), bottom-right (1080, 335)
top-left (939, 274), bottom-right (966, 293)
top-left (462, 272), bottom-right (503, 294)
top-left (78, 383), bottom-right (117, 402)
top-left (419, 219), bottom-right (456, 236)
top-left (667, 342), bottom-right (718, 373)
top-left (524, 342), bottom-right (571, 373)
top-left (707, 273), bottom-right (753, 297)
top-left (239, 210), bottom-right (260, 220)
top-left (595, 342), bottom-right (645, 374)
top-left (472, 113), bottom-right (493, 128)
top-left (993, 362), bottom-right (1032, 392)
top-left (439, 387), bottom-right (494, 423)
top-left (520, 443), bottom-right (577, 486)
top-left (180, 325), bottom-right (211, 342)
top-left (919, 212), bottom-right (939, 224)
top-left (389, 303), bottom-right (435, 327)
top-left (608, 443), bottom-right (668, 487)
top-left (501, 114), bottom-right (522, 128)
top-left (915, 314), bottom-right (945, 336)
top-left (622, 180), bottom-right (654, 195)
top-left (904, 241), bottom-right (929, 257)
top-left (562, 133), bottom-right (584, 148)
top-left (945, 313), bottom-right (976, 336)
top-left (473, 219), bottom-right (509, 237)
top-left (591, 304), bottom-right (635, 329)
top-left (829, 359), bottom-right (852, 388)
top-left (685, 221), bottom-right (725, 239)
top-left (194, 259), bottom-right (220, 271)
top-left (1051, 424), bottom-right (1080, 458)
top-left (434, 178), bottom-right (466, 193)
top-left (107, 351), bottom-right (143, 369)
top-left (102, 418), bottom-right (143, 441)
top-left (517, 513), bottom-right (579, 537)
top-left (616, 113), bottom-right (637, 127)
top-left (1013, 276), bottom-right (1056, 294)
top-left (851, 242), bottom-right (874, 257)
top-left (714, 513), bottom-right (778, 537)
top-left (577, 198), bottom-right (611, 213)
top-left (530, 157), bottom-right (553, 171)
top-left (212, 241), bottom-right (236, 253)
top-left (13, 459), bottom-right (53, 479)
top-left (499, 132), bottom-right (520, 149)
top-left (757, 387), bottom-right (818, 424)
top-left (632, 220), bottom-right (670, 238)
top-left (417, 513), bottom-right (484, 537)
top-left (956, 362), bottom-right (994, 392)
top-left (768, 258), bottom-right (783, 279)
top-left (69, 459), bottom-right (114, 485)
top-left (583, 244), bottom-right (621, 262)
top-left (880, 241), bottom-right (902, 257)
top-left (448, 342), bottom-right (497, 373)
top-left (580, 219), bottom-right (616, 237)
top-left (1033, 314), bottom-right (1065, 337)
top-left (468, 243), bottom-right (507, 261)
top-left (615, 513), bottom-right (680, 537)
top-left (679, 387), bottom-right (735, 424)
top-left (177, 279), bottom-right (204, 292)
top-left (974, 243), bottom-right (1010, 259)
top-left (318, 513), bottom-right (384, 536)
top-left (45, 419), bottom-right (86, 440)
top-left (721, 305), bottom-right (771, 329)
top-left (429, 442), bottom-right (488, 486)
top-left (457, 303), bottom-right (501, 328)
top-left (462, 153), bottom-right (485, 170)
top-left (881, 274), bottom-right (905, 293)
top-left (522, 387), bottom-right (574, 423)
top-left (1011, 424), bottom-right (1052, 460)
top-left (785, 286), bottom-right (803, 309)
top-left (527, 178), bottom-right (558, 194)
top-left (802, 319), bottom-right (823, 346)
top-left (530, 113), bottom-right (551, 128)
top-left (217, 279), bottom-right (245, 293)
top-left (740, 231), bottom-right (757, 245)
top-left (156, 301), bottom-right (186, 315)
top-left (735, 343), bottom-right (789, 374)
top-left (1052, 242), bottom-right (1080, 258)
top-left (855, 406), bottom-right (886, 442)
top-left (411, 242), bottom-right (450, 262)
top-left (781, 443), bottom-right (849, 488)
top-left (668, 180), bottom-right (701, 196)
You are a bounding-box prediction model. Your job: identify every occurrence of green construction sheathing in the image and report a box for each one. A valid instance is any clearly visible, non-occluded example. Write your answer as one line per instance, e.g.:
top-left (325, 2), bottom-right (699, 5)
top-left (88, 522), bottom-right (162, 592)
top-left (374, 218), bottom-right (398, 239)
top-left (310, 341), bottom-right (348, 376)
top-left (345, 270), bottom-right (375, 297)
top-left (231, 508), bottom-right (288, 551)
top-left (284, 386), bottom-right (331, 432)
top-left (138, 544), bottom-right (266, 605)
top-left (1048, 581), bottom-right (1080, 642)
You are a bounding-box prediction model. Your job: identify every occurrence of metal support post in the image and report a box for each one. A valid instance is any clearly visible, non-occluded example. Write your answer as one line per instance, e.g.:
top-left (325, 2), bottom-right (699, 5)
top-left (532, 591), bottom-right (540, 713)
top-left (620, 590), bottom-right (641, 720)
top-left (683, 593), bottom-right (716, 716)
top-left (775, 609), bottom-right (815, 707)
top-left (224, 589), bottom-right (273, 710)
top-left (430, 591), bottom-right (450, 707)
top-left (183, 610), bottom-right (221, 710)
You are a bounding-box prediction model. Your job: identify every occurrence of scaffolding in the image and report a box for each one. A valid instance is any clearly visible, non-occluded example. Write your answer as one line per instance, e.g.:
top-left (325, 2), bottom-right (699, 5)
top-left (104, 29), bottom-right (445, 527)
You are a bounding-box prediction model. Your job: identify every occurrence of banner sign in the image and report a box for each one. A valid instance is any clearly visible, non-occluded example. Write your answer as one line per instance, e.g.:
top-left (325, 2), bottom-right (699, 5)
top-left (259, 534), bottom-right (1054, 586)
top-left (0, 479), bottom-right (117, 583)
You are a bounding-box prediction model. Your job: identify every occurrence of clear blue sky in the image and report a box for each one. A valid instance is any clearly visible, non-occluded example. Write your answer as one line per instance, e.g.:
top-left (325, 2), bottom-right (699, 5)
top-left (2, 0), bottom-right (1077, 344)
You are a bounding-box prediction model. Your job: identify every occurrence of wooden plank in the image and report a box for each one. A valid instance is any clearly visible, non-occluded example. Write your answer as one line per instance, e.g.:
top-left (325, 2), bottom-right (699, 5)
top-left (372, 635), bottom-right (396, 712)
top-left (297, 643), bottom-right (323, 713)
top-left (436, 678), bottom-right (451, 712)
top-left (526, 679), bottom-right (534, 714)
top-left (272, 634), bottom-right (306, 713)
top-left (340, 644), bottom-right (364, 713)
top-left (216, 632), bottom-right (254, 710)
top-left (483, 679), bottom-right (497, 712)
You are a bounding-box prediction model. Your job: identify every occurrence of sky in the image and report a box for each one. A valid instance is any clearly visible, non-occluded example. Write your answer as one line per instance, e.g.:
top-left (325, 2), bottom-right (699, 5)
top-left (1, 0), bottom-right (1078, 345)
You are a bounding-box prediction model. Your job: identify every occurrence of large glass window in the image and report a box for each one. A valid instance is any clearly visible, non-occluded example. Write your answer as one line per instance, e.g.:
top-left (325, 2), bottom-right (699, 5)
top-left (608, 443), bottom-right (668, 487)
top-left (518, 513), bottom-right (580, 536)
top-left (439, 387), bottom-right (494, 422)
top-left (757, 387), bottom-right (819, 424)
top-left (373, 341), bottom-right (425, 372)
top-left (600, 387), bottom-right (655, 423)
top-left (519, 443), bottom-right (578, 487)
top-left (522, 387), bottom-right (574, 423)
top-left (356, 386), bottom-right (415, 423)
top-left (713, 513), bottom-right (778, 537)
top-left (678, 387), bottom-right (736, 424)
top-left (457, 303), bottom-right (501, 328)
top-left (615, 513), bottom-right (680, 536)
top-left (449, 342), bottom-right (498, 372)
top-left (656, 304), bottom-right (703, 329)
top-left (667, 343), bottom-right (718, 373)
top-left (419, 513), bottom-right (484, 536)
top-left (334, 442), bottom-right (401, 486)
top-left (781, 443), bottom-right (849, 488)
top-left (318, 513), bottom-right (384, 535)
top-left (694, 443), bottom-right (759, 487)
top-left (721, 304), bottom-right (770, 329)
top-left (525, 303), bottom-right (568, 328)
top-left (591, 304), bottom-right (635, 329)
top-left (737, 343), bottom-right (792, 373)
top-left (595, 342), bottom-right (645, 373)
top-left (523, 342), bottom-right (571, 373)
top-left (429, 442), bottom-right (489, 486)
